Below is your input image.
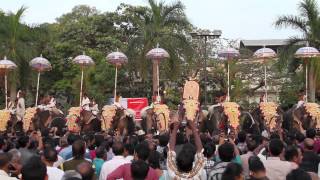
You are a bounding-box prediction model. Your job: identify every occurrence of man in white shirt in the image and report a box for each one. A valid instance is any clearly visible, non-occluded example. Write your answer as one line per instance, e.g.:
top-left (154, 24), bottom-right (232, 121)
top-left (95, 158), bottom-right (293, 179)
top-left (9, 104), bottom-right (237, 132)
top-left (41, 147), bottom-right (64, 180)
top-left (99, 141), bottom-right (129, 180)
top-left (262, 139), bottom-right (297, 180)
top-left (0, 153), bottom-right (18, 180)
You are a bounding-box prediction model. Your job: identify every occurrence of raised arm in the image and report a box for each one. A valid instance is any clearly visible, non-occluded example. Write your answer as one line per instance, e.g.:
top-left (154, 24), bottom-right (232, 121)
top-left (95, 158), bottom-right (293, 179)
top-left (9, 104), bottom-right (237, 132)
top-left (169, 121), bottom-right (179, 150)
top-left (188, 120), bottom-right (203, 153)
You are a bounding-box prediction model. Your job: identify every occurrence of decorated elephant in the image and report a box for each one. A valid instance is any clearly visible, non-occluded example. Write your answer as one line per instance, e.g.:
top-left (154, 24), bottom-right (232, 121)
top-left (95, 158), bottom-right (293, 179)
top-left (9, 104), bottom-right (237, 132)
top-left (283, 103), bottom-right (320, 132)
top-left (140, 104), bottom-right (170, 133)
top-left (101, 105), bottom-right (135, 136)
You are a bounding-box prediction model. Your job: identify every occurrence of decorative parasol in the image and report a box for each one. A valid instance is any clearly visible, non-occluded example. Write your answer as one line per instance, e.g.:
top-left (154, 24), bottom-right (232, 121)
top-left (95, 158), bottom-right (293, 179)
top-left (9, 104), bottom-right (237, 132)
top-left (295, 46), bottom-right (320, 102)
top-left (218, 48), bottom-right (240, 101)
top-left (0, 56), bottom-right (17, 109)
top-left (106, 50), bottom-right (128, 103)
top-left (146, 44), bottom-right (170, 102)
top-left (253, 47), bottom-right (277, 102)
top-left (73, 52), bottom-right (94, 106)
top-left (29, 54), bottom-right (52, 106)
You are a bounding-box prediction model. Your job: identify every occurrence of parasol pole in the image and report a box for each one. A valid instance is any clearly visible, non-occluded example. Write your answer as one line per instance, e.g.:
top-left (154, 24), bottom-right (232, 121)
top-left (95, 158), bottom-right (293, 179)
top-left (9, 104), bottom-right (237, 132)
top-left (157, 60), bottom-right (160, 98)
top-left (4, 71), bottom-right (7, 109)
top-left (305, 60), bottom-right (308, 102)
top-left (227, 61), bottom-right (230, 102)
top-left (264, 64), bottom-right (268, 102)
top-left (114, 65), bottom-right (118, 103)
top-left (80, 66), bottom-right (84, 106)
top-left (35, 71), bottom-right (40, 106)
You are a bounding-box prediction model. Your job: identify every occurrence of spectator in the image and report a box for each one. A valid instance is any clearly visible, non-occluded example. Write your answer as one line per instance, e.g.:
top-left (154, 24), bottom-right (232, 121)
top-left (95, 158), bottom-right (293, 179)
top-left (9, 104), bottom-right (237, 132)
top-left (240, 138), bottom-right (257, 177)
top-left (167, 121), bottom-right (206, 179)
top-left (148, 150), bottom-right (168, 179)
top-left (41, 147), bottom-right (64, 180)
top-left (124, 143), bottom-right (134, 162)
top-left (76, 162), bottom-right (95, 180)
top-left (131, 160), bottom-right (150, 180)
top-left (284, 146), bottom-right (302, 165)
top-left (107, 141), bottom-right (158, 180)
top-left (93, 146), bottom-right (106, 177)
top-left (204, 142), bottom-right (216, 175)
top-left (0, 152), bottom-right (18, 180)
top-left (61, 170), bottom-right (82, 180)
top-left (17, 136), bottom-right (35, 166)
top-left (221, 162), bottom-right (244, 180)
top-left (21, 156), bottom-right (47, 180)
top-left (286, 168), bottom-right (312, 180)
top-left (262, 139), bottom-right (297, 180)
top-left (305, 128), bottom-right (320, 153)
top-left (59, 134), bottom-right (80, 160)
top-left (300, 138), bottom-right (320, 174)
top-left (99, 141), bottom-right (129, 180)
top-left (237, 131), bottom-right (247, 154)
top-left (248, 156), bottom-right (268, 180)
top-left (61, 140), bottom-right (91, 171)
top-left (7, 149), bottom-right (22, 178)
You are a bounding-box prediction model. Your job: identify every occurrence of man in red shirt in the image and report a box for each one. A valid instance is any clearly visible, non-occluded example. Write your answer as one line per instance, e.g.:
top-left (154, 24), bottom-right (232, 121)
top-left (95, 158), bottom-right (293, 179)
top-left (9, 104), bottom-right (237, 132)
top-left (107, 142), bottom-right (158, 180)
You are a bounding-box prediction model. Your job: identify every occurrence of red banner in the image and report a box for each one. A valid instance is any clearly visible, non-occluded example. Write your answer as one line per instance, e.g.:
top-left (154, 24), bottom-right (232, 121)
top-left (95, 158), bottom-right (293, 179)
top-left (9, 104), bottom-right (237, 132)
top-left (127, 98), bottom-right (148, 121)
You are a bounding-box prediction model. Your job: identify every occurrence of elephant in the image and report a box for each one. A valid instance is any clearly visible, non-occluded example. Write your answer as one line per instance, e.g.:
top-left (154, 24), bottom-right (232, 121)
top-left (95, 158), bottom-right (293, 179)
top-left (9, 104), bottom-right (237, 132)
top-left (140, 104), bottom-right (170, 133)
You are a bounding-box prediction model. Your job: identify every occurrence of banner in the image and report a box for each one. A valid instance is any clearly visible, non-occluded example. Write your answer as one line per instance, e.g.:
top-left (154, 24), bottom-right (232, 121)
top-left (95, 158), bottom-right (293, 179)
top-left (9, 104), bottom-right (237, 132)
top-left (127, 98), bottom-right (148, 120)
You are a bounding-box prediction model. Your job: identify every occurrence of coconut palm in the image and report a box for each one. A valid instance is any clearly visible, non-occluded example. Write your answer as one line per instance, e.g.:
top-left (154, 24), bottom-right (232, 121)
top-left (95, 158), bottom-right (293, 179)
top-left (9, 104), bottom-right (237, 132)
top-left (275, 0), bottom-right (320, 101)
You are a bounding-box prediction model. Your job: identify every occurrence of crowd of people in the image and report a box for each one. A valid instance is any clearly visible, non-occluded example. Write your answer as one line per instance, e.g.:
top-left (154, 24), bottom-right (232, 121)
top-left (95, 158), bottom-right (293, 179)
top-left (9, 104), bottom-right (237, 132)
top-left (0, 112), bottom-right (319, 180)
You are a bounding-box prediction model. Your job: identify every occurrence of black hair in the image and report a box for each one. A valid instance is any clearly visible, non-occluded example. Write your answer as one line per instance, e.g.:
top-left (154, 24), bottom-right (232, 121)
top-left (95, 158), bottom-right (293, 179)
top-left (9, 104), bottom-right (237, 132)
top-left (17, 136), bottom-right (29, 148)
top-left (246, 139), bottom-right (257, 152)
top-left (135, 142), bottom-right (150, 161)
top-left (131, 160), bottom-right (149, 180)
top-left (237, 131), bottom-right (246, 143)
top-left (270, 133), bottom-right (280, 140)
top-left (72, 140), bottom-right (86, 159)
top-left (248, 156), bottom-right (265, 172)
top-left (268, 139), bottom-right (284, 156)
top-left (159, 134), bottom-right (169, 147)
top-left (221, 162), bottom-right (243, 180)
top-left (43, 147), bottom-right (58, 162)
top-left (176, 132), bottom-right (186, 145)
top-left (21, 156), bottom-right (47, 180)
top-left (95, 146), bottom-right (106, 159)
top-left (94, 135), bottom-right (104, 147)
top-left (0, 152), bottom-right (10, 168)
top-left (203, 142), bottom-right (216, 158)
top-left (296, 131), bottom-right (305, 143)
top-left (148, 150), bottom-right (161, 169)
top-left (112, 141), bottom-right (124, 156)
top-left (176, 143), bottom-right (196, 172)
top-left (124, 143), bottom-right (134, 155)
top-left (284, 146), bottom-right (299, 161)
top-left (306, 128), bottom-right (316, 139)
top-left (286, 168), bottom-right (311, 180)
top-left (67, 134), bottom-right (81, 145)
top-left (218, 142), bottom-right (235, 162)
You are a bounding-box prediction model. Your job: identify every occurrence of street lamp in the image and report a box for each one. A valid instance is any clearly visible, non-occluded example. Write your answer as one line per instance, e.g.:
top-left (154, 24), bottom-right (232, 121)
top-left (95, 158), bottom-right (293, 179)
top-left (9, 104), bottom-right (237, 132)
top-left (190, 30), bottom-right (222, 106)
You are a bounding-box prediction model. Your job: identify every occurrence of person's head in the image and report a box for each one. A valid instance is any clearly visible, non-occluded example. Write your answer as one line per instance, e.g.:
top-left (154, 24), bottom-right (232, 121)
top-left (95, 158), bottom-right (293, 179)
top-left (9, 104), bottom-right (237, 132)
top-left (246, 139), bottom-right (257, 152)
top-left (41, 147), bottom-right (58, 165)
top-left (112, 141), bottom-right (124, 156)
top-left (0, 153), bottom-right (11, 172)
top-left (306, 129), bottom-right (316, 139)
top-left (221, 162), bottom-right (244, 180)
top-left (296, 131), bottom-right (305, 143)
top-left (21, 156), bottom-right (47, 180)
top-left (67, 134), bottom-right (80, 145)
top-left (72, 140), bottom-right (86, 159)
top-left (8, 149), bottom-right (21, 165)
top-left (237, 131), bottom-right (246, 143)
top-left (124, 143), bottom-right (134, 157)
top-left (18, 136), bottom-right (29, 148)
top-left (248, 156), bottom-right (266, 179)
top-left (176, 143), bottom-right (196, 173)
top-left (218, 142), bottom-right (235, 162)
top-left (286, 168), bottom-right (311, 180)
top-left (95, 146), bottom-right (107, 160)
top-left (61, 170), bottom-right (82, 180)
top-left (268, 139), bottom-right (284, 157)
top-left (203, 142), bottom-right (216, 159)
top-left (285, 146), bottom-right (302, 165)
top-left (148, 150), bottom-right (161, 169)
top-left (303, 138), bottom-right (314, 151)
top-left (76, 162), bottom-right (94, 180)
top-left (158, 134), bottom-right (169, 147)
top-left (134, 142), bottom-right (150, 161)
top-left (131, 160), bottom-right (149, 180)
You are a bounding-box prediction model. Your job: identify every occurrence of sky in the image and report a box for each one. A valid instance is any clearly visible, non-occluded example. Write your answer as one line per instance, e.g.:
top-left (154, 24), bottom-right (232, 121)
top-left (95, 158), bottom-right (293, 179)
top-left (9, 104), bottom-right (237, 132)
top-left (1, 0), bottom-right (306, 39)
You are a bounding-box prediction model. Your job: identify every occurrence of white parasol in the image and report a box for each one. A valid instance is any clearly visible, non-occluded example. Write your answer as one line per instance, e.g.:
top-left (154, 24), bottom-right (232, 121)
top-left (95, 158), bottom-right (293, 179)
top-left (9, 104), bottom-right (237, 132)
top-left (146, 44), bottom-right (170, 102)
top-left (106, 50), bottom-right (128, 103)
top-left (253, 47), bottom-right (277, 102)
top-left (294, 46), bottom-right (320, 102)
top-left (29, 54), bottom-right (52, 106)
top-left (0, 56), bottom-right (17, 109)
top-left (73, 52), bottom-right (94, 106)
top-left (218, 48), bottom-right (240, 101)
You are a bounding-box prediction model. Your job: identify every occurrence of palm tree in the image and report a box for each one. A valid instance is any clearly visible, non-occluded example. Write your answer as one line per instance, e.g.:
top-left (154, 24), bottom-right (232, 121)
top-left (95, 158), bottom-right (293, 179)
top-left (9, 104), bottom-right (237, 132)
top-left (121, 0), bottom-right (192, 95)
top-left (275, 0), bottom-right (320, 102)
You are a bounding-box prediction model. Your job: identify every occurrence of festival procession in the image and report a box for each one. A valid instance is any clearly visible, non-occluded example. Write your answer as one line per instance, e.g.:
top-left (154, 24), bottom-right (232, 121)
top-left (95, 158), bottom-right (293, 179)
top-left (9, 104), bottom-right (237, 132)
top-left (1, 0), bottom-right (320, 180)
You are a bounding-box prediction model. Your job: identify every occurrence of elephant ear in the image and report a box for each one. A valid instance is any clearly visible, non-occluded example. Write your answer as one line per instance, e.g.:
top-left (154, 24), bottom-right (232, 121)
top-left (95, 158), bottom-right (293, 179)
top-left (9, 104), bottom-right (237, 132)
top-left (259, 102), bottom-right (279, 130)
top-left (182, 80), bottom-right (200, 121)
top-left (24, 107), bottom-right (38, 131)
top-left (304, 103), bottom-right (320, 128)
top-left (0, 110), bottom-right (11, 131)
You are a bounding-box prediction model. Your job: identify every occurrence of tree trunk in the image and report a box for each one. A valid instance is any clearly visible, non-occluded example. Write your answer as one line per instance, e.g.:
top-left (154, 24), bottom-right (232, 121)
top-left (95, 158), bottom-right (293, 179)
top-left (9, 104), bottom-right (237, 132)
top-left (152, 60), bottom-right (159, 96)
top-left (308, 64), bottom-right (316, 102)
